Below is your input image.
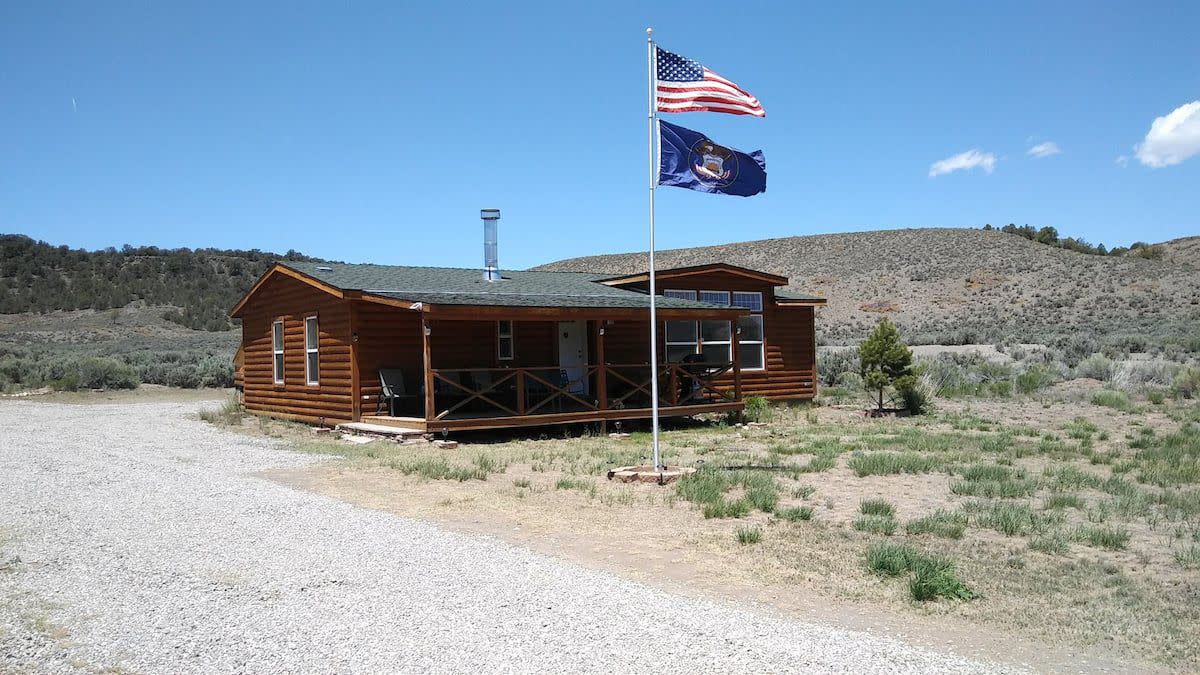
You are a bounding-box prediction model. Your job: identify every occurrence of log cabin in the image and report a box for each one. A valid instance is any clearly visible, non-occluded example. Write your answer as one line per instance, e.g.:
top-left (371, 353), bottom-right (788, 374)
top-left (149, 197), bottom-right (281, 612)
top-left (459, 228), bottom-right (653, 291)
top-left (229, 260), bottom-right (824, 432)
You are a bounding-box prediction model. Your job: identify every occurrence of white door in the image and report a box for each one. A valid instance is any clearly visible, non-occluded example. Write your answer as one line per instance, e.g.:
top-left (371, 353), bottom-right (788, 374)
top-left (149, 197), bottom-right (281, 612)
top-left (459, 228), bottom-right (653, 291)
top-left (557, 320), bottom-right (588, 395)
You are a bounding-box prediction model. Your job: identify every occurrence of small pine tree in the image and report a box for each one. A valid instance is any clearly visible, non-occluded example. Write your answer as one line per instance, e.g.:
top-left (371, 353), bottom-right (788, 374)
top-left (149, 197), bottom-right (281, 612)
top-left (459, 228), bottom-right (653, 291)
top-left (859, 318), bottom-right (913, 411)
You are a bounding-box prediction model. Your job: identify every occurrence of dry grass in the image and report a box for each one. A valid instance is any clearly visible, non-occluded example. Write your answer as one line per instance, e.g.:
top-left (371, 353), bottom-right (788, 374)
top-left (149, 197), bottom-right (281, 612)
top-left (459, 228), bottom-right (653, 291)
top-left (259, 397), bottom-right (1200, 670)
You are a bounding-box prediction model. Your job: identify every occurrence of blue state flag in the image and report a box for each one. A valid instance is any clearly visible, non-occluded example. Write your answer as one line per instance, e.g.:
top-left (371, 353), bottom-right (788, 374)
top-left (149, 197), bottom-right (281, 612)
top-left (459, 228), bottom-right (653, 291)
top-left (658, 120), bottom-right (766, 197)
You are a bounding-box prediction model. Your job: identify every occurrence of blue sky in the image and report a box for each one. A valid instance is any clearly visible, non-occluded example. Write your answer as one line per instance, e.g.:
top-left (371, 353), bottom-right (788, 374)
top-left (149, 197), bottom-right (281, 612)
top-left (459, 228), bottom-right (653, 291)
top-left (2, 1), bottom-right (1197, 269)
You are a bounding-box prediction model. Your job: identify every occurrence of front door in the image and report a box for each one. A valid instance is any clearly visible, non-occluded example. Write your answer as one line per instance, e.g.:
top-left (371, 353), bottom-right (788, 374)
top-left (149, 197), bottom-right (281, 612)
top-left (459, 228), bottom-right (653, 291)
top-left (557, 320), bottom-right (588, 395)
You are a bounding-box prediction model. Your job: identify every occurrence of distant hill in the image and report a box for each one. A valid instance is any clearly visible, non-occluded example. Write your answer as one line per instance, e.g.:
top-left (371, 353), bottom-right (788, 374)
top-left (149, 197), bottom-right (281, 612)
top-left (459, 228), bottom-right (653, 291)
top-left (1158, 236), bottom-right (1200, 267)
top-left (535, 227), bottom-right (1200, 345)
top-left (0, 235), bottom-right (325, 330)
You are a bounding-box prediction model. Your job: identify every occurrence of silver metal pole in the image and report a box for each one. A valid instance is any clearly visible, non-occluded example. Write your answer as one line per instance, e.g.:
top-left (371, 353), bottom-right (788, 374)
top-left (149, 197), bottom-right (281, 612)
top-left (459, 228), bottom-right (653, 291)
top-left (646, 27), bottom-right (662, 470)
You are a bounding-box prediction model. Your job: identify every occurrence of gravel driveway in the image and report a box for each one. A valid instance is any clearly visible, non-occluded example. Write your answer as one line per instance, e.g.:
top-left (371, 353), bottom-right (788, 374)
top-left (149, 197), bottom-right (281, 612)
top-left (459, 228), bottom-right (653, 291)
top-left (0, 400), bottom-right (1014, 673)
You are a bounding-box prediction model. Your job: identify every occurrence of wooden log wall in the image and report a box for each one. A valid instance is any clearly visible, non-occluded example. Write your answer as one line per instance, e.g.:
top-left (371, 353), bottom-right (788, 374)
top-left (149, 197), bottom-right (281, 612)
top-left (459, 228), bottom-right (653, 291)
top-left (607, 271), bottom-right (818, 401)
top-left (239, 274), bottom-right (354, 424)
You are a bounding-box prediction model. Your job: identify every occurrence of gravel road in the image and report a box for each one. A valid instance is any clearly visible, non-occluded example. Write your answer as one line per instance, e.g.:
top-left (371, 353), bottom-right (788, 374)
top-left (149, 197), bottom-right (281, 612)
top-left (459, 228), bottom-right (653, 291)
top-left (0, 400), bottom-right (1015, 673)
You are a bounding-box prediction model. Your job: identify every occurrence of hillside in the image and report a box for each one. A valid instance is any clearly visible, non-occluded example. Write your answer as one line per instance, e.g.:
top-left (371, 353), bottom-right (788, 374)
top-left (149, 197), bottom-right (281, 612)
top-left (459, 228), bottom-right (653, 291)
top-left (1159, 236), bottom-right (1200, 267)
top-left (535, 228), bottom-right (1200, 345)
top-left (0, 235), bottom-right (325, 330)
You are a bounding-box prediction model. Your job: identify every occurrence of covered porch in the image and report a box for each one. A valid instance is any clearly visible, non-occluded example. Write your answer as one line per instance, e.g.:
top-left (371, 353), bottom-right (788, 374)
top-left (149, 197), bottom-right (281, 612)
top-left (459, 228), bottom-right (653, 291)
top-left (355, 302), bottom-right (748, 433)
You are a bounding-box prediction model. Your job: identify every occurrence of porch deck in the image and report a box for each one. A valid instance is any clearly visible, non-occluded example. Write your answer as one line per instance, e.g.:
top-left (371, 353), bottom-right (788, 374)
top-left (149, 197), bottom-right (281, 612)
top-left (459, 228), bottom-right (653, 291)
top-left (363, 362), bottom-right (744, 433)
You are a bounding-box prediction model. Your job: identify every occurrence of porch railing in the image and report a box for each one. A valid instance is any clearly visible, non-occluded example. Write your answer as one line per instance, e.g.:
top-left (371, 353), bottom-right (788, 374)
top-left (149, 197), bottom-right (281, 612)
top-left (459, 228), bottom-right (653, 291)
top-left (425, 363), bottom-right (736, 421)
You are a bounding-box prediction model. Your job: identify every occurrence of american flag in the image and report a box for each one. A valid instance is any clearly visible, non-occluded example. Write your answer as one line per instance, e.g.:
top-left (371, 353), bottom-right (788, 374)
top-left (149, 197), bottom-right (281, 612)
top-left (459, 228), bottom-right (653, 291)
top-left (656, 47), bottom-right (764, 117)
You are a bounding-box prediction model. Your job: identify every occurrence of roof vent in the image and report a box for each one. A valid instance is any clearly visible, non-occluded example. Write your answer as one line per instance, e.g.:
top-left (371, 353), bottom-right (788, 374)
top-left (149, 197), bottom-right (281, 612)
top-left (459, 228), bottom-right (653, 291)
top-left (315, 266), bottom-right (333, 272)
top-left (481, 208), bottom-right (500, 282)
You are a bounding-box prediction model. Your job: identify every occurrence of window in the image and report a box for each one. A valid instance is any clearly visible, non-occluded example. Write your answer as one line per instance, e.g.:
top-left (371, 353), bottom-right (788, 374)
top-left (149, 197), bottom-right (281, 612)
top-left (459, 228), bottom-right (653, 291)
top-left (732, 292), bottom-right (765, 371)
top-left (272, 320), bottom-right (285, 384)
top-left (663, 290), bottom-right (698, 362)
top-left (497, 320), bottom-right (514, 360)
top-left (698, 291), bottom-right (731, 362)
top-left (304, 316), bottom-right (319, 385)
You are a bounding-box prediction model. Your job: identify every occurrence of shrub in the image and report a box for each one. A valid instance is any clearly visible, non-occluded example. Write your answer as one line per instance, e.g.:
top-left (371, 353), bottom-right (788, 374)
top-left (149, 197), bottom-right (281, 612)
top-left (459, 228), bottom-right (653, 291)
top-left (72, 357), bottom-right (139, 390)
top-left (743, 395), bottom-right (771, 423)
top-left (895, 375), bottom-right (930, 415)
top-left (777, 506), bottom-right (814, 522)
top-left (1074, 354), bottom-right (1115, 381)
top-left (735, 525), bottom-right (762, 545)
top-left (1015, 366), bottom-right (1055, 394)
top-left (1091, 389), bottom-right (1133, 412)
top-left (1173, 367), bottom-right (1200, 399)
top-left (905, 510), bottom-right (967, 539)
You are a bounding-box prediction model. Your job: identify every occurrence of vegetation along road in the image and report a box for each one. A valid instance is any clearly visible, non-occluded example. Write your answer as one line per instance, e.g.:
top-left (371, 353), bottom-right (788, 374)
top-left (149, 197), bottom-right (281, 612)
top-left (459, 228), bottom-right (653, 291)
top-left (0, 399), bottom-right (1014, 674)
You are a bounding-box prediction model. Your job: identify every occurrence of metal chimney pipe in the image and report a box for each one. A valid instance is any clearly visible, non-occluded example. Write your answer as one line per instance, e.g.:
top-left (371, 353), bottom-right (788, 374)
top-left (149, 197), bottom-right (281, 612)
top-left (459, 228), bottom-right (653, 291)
top-left (481, 208), bottom-right (500, 282)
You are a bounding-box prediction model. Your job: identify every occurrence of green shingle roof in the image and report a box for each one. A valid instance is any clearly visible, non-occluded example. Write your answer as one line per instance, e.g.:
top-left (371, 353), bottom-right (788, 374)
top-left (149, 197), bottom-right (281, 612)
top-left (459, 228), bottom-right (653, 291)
top-left (281, 261), bottom-right (741, 310)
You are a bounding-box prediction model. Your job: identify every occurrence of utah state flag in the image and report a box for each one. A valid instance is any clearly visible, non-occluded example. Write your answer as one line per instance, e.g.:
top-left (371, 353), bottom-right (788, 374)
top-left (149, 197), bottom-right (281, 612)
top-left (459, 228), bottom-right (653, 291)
top-left (658, 120), bottom-right (766, 197)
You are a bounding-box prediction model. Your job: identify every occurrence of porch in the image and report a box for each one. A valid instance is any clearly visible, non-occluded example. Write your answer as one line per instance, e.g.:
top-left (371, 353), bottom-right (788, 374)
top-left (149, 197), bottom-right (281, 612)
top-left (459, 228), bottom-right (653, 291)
top-left (355, 310), bottom-right (748, 433)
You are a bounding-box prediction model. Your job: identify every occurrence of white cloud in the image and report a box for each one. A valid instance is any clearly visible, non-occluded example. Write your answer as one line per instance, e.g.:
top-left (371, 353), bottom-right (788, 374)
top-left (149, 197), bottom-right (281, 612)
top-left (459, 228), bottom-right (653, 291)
top-left (1135, 100), bottom-right (1200, 168)
top-left (1027, 141), bottom-right (1060, 158)
top-left (928, 149), bottom-right (996, 178)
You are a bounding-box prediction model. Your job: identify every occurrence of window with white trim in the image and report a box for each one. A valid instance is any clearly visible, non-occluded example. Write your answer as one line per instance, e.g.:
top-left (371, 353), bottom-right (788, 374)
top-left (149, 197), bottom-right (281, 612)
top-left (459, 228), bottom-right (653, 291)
top-left (272, 320), bottom-right (285, 384)
top-left (304, 316), bottom-right (319, 385)
top-left (698, 291), bottom-right (732, 363)
top-left (497, 320), bottom-right (514, 360)
top-left (732, 292), bottom-right (765, 370)
top-left (663, 290), bottom-right (698, 363)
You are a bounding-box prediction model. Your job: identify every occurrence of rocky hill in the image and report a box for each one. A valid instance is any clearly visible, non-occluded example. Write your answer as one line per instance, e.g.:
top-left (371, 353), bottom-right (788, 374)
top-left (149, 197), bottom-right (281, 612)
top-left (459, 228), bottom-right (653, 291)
top-left (535, 228), bottom-right (1200, 345)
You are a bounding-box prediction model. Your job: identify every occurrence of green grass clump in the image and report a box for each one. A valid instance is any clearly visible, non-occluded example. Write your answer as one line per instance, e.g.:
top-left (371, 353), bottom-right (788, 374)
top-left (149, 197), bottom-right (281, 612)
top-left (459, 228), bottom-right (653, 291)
top-left (853, 514), bottom-right (897, 536)
top-left (1042, 493), bottom-right (1084, 510)
top-left (859, 499), bottom-right (895, 517)
top-left (512, 478), bottom-right (531, 488)
top-left (866, 542), bottom-right (922, 576)
top-left (792, 484), bottom-right (816, 499)
top-left (745, 485), bottom-right (778, 513)
top-left (949, 477), bottom-right (1039, 498)
top-left (905, 510), bottom-right (967, 539)
top-left (866, 543), bottom-right (974, 601)
top-left (777, 506), bottom-right (814, 522)
top-left (388, 458), bottom-right (488, 481)
top-left (675, 467), bottom-right (728, 504)
top-left (1046, 465), bottom-right (1103, 490)
top-left (1175, 545), bottom-right (1200, 569)
top-left (555, 477), bottom-right (590, 491)
top-left (968, 501), bottom-right (1060, 536)
top-left (1091, 389), bottom-right (1133, 412)
top-left (703, 497), bottom-right (751, 519)
top-left (848, 452), bottom-right (941, 476)
top-left (909, 557), bottom-right (975, 601)
top-left (735, 525), bottom-right (762, 544)
top-left (1072, 525), bottom-right (1131, 550)
top-left (1029, 532), bottom-right (1071, 555)
top-left (956, 463), bottom-right (1013, 482)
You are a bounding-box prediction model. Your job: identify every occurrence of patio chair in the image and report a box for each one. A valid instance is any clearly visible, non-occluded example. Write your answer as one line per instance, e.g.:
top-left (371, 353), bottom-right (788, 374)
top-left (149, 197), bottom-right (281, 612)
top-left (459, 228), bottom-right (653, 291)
top-left (377, 369), bottom-right (416, 416)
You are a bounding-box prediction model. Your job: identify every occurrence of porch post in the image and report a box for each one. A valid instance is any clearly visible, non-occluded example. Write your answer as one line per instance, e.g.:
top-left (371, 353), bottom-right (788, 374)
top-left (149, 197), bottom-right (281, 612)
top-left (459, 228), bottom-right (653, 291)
top-left (731, 318), bottom-right (743, 404)
top-left (594, 320), bottom-right (608, 411)
top-left (422, 317), bottom-right (435, 421)
top-left (349, 302), bottom-right (361, 421)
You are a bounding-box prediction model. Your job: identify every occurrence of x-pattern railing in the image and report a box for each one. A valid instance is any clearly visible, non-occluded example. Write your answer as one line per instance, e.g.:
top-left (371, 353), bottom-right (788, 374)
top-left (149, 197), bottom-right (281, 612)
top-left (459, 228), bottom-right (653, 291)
top-left (428, 363), bottom-right (735, 421)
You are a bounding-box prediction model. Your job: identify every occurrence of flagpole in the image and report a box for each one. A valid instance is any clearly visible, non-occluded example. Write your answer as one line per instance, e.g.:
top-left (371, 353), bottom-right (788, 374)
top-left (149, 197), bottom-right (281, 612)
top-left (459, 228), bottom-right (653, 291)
top-left (646, 27), bottom-right (662, 471)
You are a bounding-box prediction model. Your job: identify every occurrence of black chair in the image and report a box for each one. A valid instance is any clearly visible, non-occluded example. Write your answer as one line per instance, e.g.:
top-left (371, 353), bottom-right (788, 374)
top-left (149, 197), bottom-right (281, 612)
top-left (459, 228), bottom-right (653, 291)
top-left (377, 369), bottom-right (416, 416)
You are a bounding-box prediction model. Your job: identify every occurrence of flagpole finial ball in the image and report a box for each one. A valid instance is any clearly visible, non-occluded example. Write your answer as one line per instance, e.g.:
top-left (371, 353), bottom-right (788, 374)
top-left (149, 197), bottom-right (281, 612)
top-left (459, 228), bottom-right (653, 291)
top-left (646, 27), bottom-right (652, 35)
